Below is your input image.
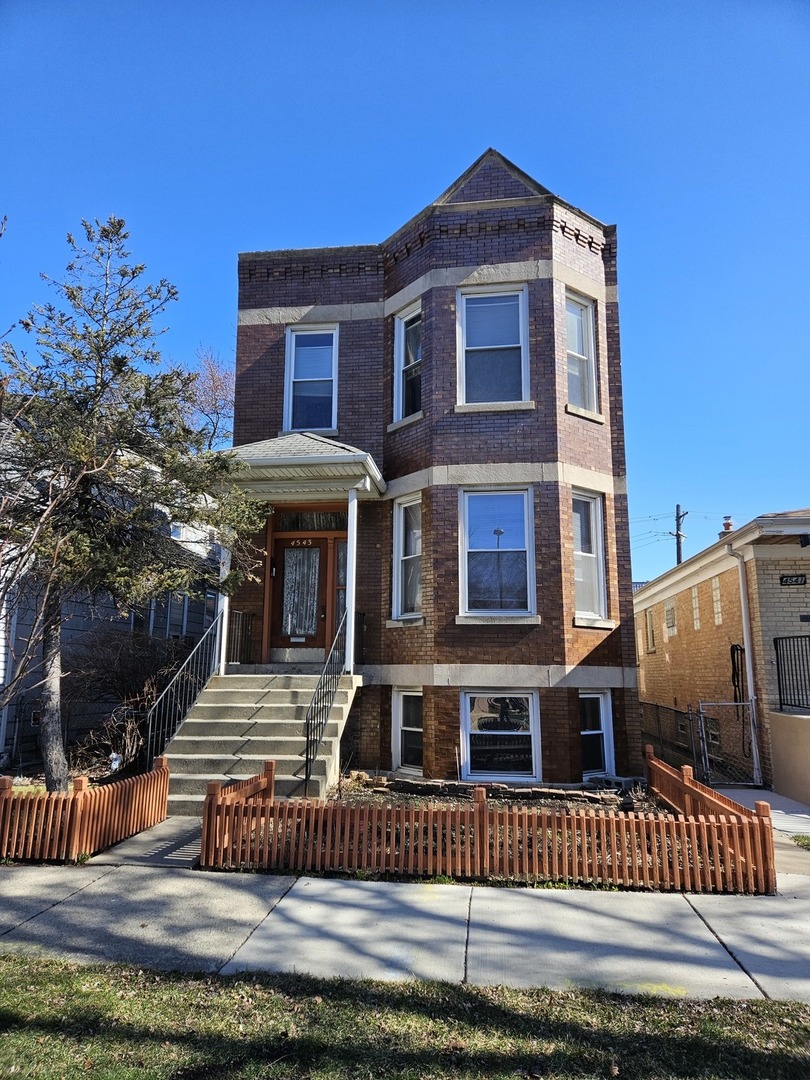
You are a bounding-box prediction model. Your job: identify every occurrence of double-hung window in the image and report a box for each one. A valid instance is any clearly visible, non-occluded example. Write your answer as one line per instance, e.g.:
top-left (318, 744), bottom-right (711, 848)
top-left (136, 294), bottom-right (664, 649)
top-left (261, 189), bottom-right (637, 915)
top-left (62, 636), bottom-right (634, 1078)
top-left (579, 692), bottom-right (614, 777)
top-left (566, 292), bottom-right (597, 412)
top-left (284, 326), bottom-right (338, 431)
top-left (393, 690), bottom-right (423, 772)
top-left (393, 305), bottom-right (422, 421)
top-left (572, 493), bottom-right (606, 619)
top-left (461, 691), bottom-right (540, 780)
top-left (458, 287), bottom-right (528, 404)
top-left (462, 490), bottom-right (533, 614)
top-left (392, 496), bottom-right (422, 618)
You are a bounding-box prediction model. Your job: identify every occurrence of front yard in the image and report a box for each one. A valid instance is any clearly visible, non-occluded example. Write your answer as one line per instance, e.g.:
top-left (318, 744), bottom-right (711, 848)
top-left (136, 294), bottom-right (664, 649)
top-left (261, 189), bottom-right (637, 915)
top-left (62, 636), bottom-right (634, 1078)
top-left (1, 956), bottom-right (807, 1079)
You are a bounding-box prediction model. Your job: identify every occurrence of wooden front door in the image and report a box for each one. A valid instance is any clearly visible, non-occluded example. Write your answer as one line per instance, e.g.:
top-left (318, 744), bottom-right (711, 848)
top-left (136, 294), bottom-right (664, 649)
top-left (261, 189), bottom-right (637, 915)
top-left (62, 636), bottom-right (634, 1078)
top-left (270, 538), bottom-right (328, 650)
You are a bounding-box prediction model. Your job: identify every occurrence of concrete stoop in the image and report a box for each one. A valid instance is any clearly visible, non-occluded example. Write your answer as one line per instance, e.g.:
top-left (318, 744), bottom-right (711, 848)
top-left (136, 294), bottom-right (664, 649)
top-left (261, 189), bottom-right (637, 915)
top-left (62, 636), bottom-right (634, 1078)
top-left (164, 673), bottom-right (361, 816)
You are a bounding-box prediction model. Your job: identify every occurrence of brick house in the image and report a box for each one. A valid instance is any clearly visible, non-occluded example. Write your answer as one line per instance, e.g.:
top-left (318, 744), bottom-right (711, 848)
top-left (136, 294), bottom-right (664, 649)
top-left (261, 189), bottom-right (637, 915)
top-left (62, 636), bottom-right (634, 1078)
top-left (226, 149), bottom-right (641, 787)
top-left (633, 510), bottom-right (810, 801)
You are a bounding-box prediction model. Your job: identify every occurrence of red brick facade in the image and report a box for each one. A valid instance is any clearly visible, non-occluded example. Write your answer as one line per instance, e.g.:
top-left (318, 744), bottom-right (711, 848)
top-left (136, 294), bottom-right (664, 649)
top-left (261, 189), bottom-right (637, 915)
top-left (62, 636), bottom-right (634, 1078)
top-left (232, 150), bottom-right (640, 784)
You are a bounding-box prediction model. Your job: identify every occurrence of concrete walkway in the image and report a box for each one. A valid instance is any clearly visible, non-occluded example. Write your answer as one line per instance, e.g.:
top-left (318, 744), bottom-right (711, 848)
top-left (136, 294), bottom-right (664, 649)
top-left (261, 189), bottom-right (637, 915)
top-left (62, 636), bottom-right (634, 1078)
top-left (2, 810), bottom-right (810, 1001)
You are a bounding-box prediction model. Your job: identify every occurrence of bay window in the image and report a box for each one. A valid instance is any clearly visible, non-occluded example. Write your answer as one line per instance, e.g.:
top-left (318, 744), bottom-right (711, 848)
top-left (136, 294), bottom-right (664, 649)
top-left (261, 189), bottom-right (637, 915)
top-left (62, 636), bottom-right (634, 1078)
top-left (393, 306), bottom-right (422, 421)
top-left (566, 292), bottom-right (597, 413)
top-left (572, 492), bottom-right (606, 620)
top-left (461, 490), bottom-right (533, 614)
top-left (458, 288), bottom-right (528, 404)
top-left (392, 495), bottom-right (422, 618)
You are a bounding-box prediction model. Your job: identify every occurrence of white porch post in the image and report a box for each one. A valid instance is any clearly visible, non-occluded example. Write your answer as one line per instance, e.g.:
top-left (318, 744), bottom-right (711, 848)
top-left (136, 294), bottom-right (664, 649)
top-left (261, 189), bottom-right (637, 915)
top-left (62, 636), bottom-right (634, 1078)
top-left (217, 594), bottom-right (230, 677)
top-left (217, 546), bottom-right (232, 678)
top-left (344, 486), bottom-right (360, 674)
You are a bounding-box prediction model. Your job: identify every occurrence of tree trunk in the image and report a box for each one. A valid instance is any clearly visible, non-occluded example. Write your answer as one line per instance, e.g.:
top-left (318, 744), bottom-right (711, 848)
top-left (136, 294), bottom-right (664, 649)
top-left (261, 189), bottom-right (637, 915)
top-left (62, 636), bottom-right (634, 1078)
top-left (40, 586), bottom-right (69, 792)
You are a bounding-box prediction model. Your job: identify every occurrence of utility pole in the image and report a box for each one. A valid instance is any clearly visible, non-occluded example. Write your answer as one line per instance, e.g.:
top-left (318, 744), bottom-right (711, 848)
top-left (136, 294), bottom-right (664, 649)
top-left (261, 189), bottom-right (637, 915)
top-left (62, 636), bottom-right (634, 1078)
top-left (672, 504), bottom-right (688, 565)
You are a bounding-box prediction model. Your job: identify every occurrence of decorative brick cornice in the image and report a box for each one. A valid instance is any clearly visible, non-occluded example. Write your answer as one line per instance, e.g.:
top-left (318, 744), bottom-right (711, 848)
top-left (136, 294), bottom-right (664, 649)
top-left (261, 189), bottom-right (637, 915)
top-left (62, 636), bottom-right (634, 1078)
top-left (552, 215), bottom-right (605, 253)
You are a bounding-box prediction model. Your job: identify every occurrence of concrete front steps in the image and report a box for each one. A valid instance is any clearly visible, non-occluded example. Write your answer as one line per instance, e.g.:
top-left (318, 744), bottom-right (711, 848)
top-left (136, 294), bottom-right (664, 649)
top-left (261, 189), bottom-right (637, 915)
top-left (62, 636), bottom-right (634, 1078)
top-left (164, 672), bottom-right (361, 816)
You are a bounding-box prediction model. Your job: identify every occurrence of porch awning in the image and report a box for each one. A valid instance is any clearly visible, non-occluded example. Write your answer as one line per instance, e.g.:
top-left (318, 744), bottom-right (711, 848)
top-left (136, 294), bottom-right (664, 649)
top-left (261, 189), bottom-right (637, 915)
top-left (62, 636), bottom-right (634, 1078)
top-left (226, 432), bottom-right (386, 502)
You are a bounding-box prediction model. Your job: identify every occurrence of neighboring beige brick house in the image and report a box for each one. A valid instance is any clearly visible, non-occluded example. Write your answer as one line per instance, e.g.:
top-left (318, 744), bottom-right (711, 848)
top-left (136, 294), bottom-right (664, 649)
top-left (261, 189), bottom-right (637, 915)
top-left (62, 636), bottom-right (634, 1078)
top-left (634, 510), bottom-right (810, 801)
top-left (227, 149), bottom-right (640, 786)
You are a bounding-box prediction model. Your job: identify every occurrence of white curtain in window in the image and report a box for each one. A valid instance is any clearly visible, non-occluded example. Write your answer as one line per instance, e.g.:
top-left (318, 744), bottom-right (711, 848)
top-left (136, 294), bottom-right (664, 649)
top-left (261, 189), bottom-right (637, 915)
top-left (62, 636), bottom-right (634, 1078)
top-left (282, 548), bottom-right (320, 636)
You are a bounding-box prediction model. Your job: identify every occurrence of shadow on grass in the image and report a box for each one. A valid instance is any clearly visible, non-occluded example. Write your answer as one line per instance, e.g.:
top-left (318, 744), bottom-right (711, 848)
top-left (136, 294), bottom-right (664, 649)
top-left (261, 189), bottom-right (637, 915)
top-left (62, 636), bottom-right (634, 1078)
top-left (1, 967), bottom-right (808, 1079)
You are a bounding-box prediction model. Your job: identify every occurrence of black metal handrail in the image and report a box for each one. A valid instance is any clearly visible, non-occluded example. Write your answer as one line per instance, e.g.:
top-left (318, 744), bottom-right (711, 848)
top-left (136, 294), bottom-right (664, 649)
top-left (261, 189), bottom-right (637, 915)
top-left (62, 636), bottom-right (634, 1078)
top-left (774, 635), bottom-right (810, 710)
top-left (304, 609), bottom-right (348, 789)
top-left (145, 610), bottom-right (223, 761)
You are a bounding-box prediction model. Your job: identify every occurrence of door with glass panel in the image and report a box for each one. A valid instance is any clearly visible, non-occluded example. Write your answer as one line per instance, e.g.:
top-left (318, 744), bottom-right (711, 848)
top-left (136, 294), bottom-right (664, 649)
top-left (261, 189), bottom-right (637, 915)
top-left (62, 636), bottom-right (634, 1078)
top-left (271, 538), bottom-right (328, 650)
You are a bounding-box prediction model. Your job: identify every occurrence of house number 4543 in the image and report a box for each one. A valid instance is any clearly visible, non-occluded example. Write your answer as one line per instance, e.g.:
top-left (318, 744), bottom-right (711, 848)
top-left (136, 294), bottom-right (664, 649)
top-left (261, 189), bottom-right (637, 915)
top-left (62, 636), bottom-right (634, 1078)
top-left (290, 539), bottom-right (313, 547)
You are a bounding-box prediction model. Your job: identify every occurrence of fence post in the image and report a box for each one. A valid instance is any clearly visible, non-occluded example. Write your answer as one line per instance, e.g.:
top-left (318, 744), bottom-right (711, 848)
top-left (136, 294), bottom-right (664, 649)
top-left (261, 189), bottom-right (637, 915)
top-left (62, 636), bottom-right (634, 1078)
top-left (68, 777), bottom-right (90, 862)
top-left (201, 780), bottom-right (223, 868)
top-left (263, 761), bottom-right (276, 803)
top-left (644, 744), bottom-right (654, 774)
top-left (474, 786), bottom-right (488, 879)
top-left (755, 800), bottom-right (776, 894)
top-left (681, 765), bottom-right (694, 817)
top-left (0, 777), bottom-right (12, 860)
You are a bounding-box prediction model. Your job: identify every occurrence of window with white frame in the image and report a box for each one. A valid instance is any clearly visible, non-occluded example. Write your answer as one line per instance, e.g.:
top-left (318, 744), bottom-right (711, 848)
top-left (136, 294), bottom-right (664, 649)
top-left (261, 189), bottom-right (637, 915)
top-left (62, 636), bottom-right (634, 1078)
top-left (461, 490), bottom-right (533, 614)
top-left (284, 326), bottom-right (338, 431)
top-left (572, 492), bottom-right (606, 619)
top-left (691, 585), bottom-right (700, 630)
top-left (392, 496), bottom-right (422, 618)
top-left (393, 305), bottom-right (422, 421)
top-left (457, 288), bottom-right (528, 404)
top-left (566, 292), bottom-right (597, 412)
top-left (461, 691), bottom-right (540, 780)
top-left (579, 692), bottom-right (614, 777)
top-left (392, 689), bottom-right (423, 772)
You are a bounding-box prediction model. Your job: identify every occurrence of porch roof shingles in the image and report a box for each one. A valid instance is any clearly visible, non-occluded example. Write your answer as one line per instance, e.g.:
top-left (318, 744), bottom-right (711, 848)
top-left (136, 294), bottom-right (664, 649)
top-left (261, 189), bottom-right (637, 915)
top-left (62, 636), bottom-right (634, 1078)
top-left (228, 432), bottom-right (386, 501)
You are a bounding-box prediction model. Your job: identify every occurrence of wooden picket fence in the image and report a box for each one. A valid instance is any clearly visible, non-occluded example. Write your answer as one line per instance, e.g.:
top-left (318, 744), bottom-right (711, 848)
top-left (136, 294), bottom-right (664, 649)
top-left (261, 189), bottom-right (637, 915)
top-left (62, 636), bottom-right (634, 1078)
top-left (0, 756), bottom-right (170, 863)
top-left (200, 758), bottom-right (777, 894)
top-left (644, 744), bottom-right (770, 821)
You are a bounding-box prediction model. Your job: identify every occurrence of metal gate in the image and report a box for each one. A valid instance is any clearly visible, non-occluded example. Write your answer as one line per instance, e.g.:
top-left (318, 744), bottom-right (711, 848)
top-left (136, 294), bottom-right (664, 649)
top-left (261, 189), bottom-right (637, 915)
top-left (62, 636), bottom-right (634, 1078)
top-left (695, 700), bottom-right (761, 786)
top-left (640, 699), bottom-right (761, 787)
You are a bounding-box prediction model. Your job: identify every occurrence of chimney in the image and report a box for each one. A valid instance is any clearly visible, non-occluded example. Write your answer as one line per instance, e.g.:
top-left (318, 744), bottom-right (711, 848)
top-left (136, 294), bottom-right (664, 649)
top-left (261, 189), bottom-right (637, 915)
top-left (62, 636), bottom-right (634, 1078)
top-left (718, 515), bottom-right (734, 539)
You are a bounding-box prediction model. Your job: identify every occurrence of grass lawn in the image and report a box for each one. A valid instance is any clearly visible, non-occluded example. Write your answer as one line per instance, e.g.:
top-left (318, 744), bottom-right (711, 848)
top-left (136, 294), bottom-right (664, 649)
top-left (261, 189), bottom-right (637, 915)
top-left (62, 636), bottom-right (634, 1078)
top-left (0, 956), bottom-right (808, 1079)
top-left (792, 835), bottom-right (810, 851)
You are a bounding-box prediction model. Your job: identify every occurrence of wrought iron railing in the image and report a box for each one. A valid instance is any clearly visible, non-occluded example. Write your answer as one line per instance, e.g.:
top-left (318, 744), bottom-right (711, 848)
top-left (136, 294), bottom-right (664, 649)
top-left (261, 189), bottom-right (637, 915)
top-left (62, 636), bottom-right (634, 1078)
top-left (774, 635), bottom-right (810, 710)
top-left (145, 610), bottom-right (223, 761)
top-left (304, 609), bottom-right (348, 789)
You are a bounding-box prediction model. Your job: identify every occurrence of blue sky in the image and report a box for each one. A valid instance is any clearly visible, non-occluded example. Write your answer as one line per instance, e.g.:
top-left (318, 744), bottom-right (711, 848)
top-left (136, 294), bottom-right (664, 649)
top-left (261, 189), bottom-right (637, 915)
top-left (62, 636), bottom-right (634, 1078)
top-left (2, 0), bottom-right (809, 581)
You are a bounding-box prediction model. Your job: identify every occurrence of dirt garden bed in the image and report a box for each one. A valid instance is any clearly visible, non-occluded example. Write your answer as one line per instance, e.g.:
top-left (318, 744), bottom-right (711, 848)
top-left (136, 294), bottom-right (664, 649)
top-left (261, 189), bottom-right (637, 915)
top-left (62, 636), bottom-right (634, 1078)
top-left (330, 772), bottom-right (667, 816)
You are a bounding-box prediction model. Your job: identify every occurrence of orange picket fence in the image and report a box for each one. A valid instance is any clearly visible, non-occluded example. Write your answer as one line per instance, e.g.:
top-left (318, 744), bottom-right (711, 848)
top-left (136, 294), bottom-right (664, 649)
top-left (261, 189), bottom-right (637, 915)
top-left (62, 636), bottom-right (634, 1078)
top-left (0, 756), bottom-right (170, 863)
top-left (200, 758), bottom-right (776, 894)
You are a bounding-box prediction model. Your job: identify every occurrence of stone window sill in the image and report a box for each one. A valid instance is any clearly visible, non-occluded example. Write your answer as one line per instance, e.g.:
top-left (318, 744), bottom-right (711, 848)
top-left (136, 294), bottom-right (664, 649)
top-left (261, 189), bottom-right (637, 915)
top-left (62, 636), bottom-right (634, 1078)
top-left (387, 411), bottom-right (424, 433)
top-left (565, 404), bottom-right (605, 424)
top-left (574, 616), bottom-right (617, 630)
top-left (454, 401), bottom-right (536, 414)
top-left (278, 428), bottom-right (339, 437)
top-left (386, 616), bottom-right (425, 629)
top-left (455, 614), bottom-right (541, 626)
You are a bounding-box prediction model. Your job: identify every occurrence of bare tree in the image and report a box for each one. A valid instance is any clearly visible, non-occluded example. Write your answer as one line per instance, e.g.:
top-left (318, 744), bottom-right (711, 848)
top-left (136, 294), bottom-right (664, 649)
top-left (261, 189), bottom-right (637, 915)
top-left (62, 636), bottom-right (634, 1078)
top-left (188, 347), bottom-right (235, 451)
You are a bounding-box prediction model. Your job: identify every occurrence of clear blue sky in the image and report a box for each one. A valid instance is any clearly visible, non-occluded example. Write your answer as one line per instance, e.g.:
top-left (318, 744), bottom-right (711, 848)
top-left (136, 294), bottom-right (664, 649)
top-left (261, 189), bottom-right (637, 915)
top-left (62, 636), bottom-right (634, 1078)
top-left (2, 0), bottom-right (808, 582)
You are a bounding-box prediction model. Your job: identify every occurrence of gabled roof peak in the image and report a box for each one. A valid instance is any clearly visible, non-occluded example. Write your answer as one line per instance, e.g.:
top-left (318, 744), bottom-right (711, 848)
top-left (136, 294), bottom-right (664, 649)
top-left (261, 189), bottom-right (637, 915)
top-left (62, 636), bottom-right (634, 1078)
top-left (433, 148), bottom-right (554, 206)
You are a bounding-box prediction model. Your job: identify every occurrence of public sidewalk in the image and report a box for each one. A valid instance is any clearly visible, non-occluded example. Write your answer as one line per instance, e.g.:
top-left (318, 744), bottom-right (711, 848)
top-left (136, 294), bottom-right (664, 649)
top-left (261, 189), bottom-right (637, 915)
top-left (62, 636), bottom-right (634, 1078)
top-left (2, 811), bottom-right (810, 1001)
